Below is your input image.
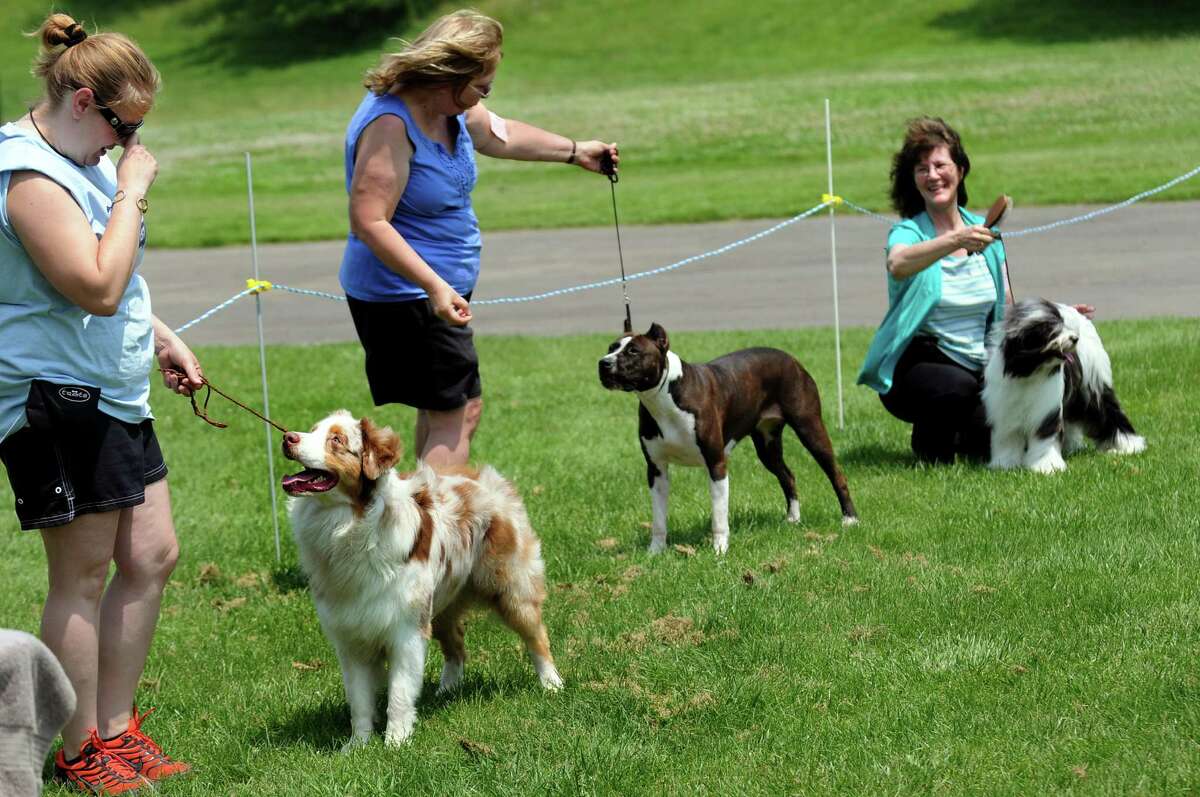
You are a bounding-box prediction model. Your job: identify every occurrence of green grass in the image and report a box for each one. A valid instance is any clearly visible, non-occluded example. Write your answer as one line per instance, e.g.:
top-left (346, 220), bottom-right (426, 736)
top-left (2, 0), bottom-right (1199, 247)
top-left (2, 320), bottom-right (1198, 794)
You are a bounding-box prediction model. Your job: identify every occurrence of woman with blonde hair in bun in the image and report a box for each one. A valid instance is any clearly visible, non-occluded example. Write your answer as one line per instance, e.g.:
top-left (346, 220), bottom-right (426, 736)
top-left (0, 13), bottom-right (198, 792)
top-left (341, 9), bottom-right (619, 467)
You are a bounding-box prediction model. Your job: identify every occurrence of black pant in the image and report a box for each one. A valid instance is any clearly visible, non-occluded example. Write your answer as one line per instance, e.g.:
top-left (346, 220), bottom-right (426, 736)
top-left (879, 337), bottom-right (989, 464)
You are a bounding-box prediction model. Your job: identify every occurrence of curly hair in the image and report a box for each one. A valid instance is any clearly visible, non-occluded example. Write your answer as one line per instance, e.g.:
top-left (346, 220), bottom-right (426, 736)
top-left (364, 10), bottom-right (503, 100)
top-left (28, 13), bottom-right (160, 114)
top-left (889, 117), bottom-right (971, 219)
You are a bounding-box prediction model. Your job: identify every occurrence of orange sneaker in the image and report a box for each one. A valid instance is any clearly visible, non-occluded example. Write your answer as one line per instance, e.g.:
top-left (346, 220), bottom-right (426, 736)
top-left (99, 706), bottom-right (192, 781)
top-left (54, 730), bottom-right (148, 794)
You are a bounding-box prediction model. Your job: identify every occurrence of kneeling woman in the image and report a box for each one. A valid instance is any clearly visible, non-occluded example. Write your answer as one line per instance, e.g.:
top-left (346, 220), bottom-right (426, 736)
top-left (857, 118), bottom-right (1010, 463)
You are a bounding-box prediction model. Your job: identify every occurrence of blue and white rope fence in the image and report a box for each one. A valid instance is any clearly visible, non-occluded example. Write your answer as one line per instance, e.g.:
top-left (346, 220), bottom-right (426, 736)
top-left (173, 164), bottom-right (1200, 337)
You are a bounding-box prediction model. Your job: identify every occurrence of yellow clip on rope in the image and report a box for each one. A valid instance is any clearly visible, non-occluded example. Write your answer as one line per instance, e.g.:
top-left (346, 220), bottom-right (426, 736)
top-left (821, 193), bottom-right (844, 206)
top-left (246, 278), bottom-right (274, 294)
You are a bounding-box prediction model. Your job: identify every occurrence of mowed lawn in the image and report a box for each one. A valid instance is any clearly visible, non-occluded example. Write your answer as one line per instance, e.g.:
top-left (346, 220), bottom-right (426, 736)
top-left (2, 0), bottom-right (1199, 247)
top-left (1, 321), bottom-right (1197, 795)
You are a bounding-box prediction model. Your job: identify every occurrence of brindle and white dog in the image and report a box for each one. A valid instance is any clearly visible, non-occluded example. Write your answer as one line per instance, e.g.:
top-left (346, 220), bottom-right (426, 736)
top-left (282, 411), bottom-right (562, 749)
top-left (599, 323), bottom-right (857, 554)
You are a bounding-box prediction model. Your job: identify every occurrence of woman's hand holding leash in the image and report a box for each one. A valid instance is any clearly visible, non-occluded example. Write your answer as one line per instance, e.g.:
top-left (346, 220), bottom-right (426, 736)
top-left (955, 225), bottom-right (999, 254)
top-left (572, 141), bottom-right (619, 175)
top-left (153, 320), bottom-right (203, 396)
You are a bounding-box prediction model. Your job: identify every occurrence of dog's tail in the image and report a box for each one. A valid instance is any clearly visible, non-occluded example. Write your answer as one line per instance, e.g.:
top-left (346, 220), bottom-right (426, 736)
top-left (477, 465), bottom-right (515, 497)
top-left (476, 466), bottom-right (540, 546)
top-left (1092, 387), bottom-right (1147, 454)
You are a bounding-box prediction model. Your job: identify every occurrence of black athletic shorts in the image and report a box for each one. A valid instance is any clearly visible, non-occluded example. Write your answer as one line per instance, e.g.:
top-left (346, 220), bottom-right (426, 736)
top-left (347, 294), bottom-right (482, 411)
top-left (0, 415), bottom-right (167, 531)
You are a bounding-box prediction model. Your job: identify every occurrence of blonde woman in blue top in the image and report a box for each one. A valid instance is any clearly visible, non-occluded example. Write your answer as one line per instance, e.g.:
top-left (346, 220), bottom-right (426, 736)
top-left (340, 9), bottom-right (618, 468)
top-left (0, 14), bottom-right (197, 791)
top-left (858, 118), bottom-right (1094, 464)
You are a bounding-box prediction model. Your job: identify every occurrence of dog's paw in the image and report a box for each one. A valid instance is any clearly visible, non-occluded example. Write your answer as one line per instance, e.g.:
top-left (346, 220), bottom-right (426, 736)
top-left (340, 732), bottom-right (372, 754)
top-left (383, 719), bottom-right (415, 748)
top-left (647, 537), bottom-right (667, 555)
top-left (984, 451), bottom-right (1022, 470)
top-left (1028, 455), bottom-right (1067, 474)
top-left (786, 499), bottom-right (801, 523)
top-left (841, 515), bottom-right (859, 528)
top-left (712, 534), bottom-right (729, 555)
top-left (437, 660), bottom-right (464, 695)
top-left (540, 669), bottom-right (564, 692)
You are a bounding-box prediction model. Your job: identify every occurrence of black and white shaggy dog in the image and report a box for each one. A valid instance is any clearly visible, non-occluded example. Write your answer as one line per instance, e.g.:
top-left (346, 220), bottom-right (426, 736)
top-left (982, 298), bottom-right (1146, 473)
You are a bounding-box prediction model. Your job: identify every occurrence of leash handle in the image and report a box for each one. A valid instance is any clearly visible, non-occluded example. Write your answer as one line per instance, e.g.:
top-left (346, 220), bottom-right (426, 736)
top-left (983, 195), bottom-right (1016, 300)
top-left (600, 150), bottom-right (618, 183)
top-left (984, 194), bottom-right (1012, 230)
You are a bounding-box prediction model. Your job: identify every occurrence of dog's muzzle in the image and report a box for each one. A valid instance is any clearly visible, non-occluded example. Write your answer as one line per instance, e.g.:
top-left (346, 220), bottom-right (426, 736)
top-left (598, 359), bottom-right (638, 391)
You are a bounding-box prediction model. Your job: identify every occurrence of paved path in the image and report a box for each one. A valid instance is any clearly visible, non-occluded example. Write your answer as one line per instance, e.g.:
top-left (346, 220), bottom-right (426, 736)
top-left (141, 201), bottom-right (1199, 346)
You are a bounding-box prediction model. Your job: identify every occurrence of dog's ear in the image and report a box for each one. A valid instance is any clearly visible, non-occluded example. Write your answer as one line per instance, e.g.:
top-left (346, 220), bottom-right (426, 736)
top-left (646, 322), bottom-right (670, 352)
top-left (360, 417), bottom-right (401, 481)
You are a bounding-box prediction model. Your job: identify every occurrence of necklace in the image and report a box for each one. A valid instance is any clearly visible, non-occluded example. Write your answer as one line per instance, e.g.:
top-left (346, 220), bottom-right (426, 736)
top-left (27, 109), bottom-right (81, 165)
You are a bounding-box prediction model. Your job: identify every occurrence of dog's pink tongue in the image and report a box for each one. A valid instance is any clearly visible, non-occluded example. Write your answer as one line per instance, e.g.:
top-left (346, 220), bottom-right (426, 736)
top-left (282, 469), bottom-right (338, 493)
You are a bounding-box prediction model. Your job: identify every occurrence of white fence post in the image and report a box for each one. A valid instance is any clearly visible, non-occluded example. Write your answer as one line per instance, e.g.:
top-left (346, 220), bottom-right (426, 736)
top-left (245, 152), bottom-right (282, 563)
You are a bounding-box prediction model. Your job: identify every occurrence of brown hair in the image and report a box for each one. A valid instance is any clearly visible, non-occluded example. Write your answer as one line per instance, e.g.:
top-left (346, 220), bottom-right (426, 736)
top-left (363, 10), bottom-right (502, 98)
top-left (889, 117), bottom-right (971, 219)
top-left (29, 13), bottom-right (160, 113)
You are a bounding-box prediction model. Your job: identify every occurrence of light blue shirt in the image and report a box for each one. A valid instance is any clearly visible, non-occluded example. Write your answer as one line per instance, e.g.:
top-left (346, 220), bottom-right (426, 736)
top-left (339, 92), bottom-right (482, 302)
top-left (918, 252), bottom-right (996, 370)
top-left (0, 122), bottom-right (154, 442)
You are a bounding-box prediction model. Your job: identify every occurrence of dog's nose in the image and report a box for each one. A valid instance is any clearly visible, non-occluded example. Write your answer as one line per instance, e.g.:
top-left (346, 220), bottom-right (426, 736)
top-left (1068, 334), bottom-right (1080, 346)
top-left (284, 431), bottom-right (301, 445)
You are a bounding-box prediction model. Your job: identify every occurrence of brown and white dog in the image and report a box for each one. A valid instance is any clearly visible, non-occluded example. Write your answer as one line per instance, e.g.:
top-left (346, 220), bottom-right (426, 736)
top-left (599, 323), bottom-right (858, 554)
top-left (282, 410), bottom-right (562, 750)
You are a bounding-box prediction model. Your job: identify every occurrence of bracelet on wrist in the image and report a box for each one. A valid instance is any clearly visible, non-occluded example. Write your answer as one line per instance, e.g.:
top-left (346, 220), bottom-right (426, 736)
top-left (566, 140), bottom-right (577, 165)
top-left (113, 189), bottom-right (148, 214)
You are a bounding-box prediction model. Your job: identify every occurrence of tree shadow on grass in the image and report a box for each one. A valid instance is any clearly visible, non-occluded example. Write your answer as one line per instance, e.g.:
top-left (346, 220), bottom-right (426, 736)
top-left (23, 0), bottom-right (444, 70)
top-left (11, 0), bottom-right (179, 32)
top-left (179, 0), bottom-right (441, 70)
top-left (932, 0), bottom-right (1200, 43)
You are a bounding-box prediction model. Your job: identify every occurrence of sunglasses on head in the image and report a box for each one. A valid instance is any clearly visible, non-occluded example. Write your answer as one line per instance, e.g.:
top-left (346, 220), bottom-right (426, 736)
top-left (95, 100), bottom-right (143, 140)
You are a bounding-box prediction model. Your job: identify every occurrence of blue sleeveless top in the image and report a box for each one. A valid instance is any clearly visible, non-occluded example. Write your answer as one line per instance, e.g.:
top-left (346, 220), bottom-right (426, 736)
top-left (0, 123), bottom-right (154, 442)
top-left (338, 92), bottom-right (481, 302)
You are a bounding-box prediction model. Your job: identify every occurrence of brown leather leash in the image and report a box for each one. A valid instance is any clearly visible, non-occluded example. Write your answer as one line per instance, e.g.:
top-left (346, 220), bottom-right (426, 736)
top-left (158, 368), bottom-right (288, 433)
top-left (984, 194), bottom-right (1014, 299)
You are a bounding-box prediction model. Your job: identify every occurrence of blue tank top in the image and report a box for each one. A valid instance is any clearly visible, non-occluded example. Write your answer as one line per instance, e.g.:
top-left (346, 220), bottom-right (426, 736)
top-left (0, 123), bottom-right (154, 442)
top-left (338, 92), bottom-right (481, 302)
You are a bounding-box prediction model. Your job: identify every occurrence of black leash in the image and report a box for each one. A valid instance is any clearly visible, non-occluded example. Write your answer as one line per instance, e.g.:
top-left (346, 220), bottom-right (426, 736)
top-left (600, 151), bottom-right (633, 334)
